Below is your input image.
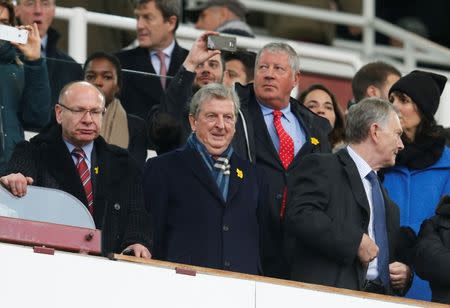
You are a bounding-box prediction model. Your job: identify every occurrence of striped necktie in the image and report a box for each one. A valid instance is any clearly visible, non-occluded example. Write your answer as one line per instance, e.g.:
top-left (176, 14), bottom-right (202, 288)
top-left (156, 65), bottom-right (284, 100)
top-left (72, 148), bottom-right (94, 216)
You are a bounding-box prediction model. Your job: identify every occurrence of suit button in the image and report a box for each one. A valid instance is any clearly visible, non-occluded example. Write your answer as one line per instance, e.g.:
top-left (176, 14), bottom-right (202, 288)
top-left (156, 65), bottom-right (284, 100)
top-left (224, 261), bottom-right (230, 267)
top-left (223, 225), bottom-right (229, 232)
top-left (275, 194), bottom-right (282, 200)
top-left (114, 203), bottom-right (121, 211)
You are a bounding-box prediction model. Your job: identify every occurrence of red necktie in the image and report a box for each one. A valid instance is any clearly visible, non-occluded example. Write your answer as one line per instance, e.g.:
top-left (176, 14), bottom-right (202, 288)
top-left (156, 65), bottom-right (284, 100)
top-left (157, 50), bottom-right (167, 89)
top-left (273, 110), bottom-right (294, 218)
top-left (72, 148), bottom-right (94, 216)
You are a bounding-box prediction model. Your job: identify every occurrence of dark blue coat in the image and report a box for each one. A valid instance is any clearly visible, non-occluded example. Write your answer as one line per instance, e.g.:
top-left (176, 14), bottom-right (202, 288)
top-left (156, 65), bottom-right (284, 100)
top-left (143, 145), bottom-right (267, 275)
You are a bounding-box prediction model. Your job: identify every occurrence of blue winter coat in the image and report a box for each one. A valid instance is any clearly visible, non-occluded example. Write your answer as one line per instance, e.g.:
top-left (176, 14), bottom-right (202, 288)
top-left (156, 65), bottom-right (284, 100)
top-left (383, 146), bottom-right (450, 301)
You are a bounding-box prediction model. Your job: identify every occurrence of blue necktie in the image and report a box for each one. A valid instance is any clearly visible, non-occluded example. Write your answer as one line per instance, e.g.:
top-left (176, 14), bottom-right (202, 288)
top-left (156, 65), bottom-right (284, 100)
top-left (366, 171), bottom-right (390, 287)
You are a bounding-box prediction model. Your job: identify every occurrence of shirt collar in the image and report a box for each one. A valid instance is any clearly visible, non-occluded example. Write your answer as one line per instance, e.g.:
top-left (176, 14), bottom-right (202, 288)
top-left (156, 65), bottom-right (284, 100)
top-left (346, 145), bottom-right (374, 179)
top-left (41, 34), bottom-right (48, 52)
top-left (150, 39), bottom-right (175, 58)
top-left (258, 100), bottom-right (292, 122)
top-left (64, 139), bottom-right (94, 164)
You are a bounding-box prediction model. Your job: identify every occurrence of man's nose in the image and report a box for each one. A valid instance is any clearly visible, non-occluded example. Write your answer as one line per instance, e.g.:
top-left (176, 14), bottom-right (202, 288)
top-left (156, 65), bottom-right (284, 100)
top-left (398, 137), bottom-right (404, 151)
top-left (215, 116), bottom-right (225, 128)
top-left (136, 17), bottom-right (145, 29)
top-left (33, 1), bottom-right (43, 13)
top-left (263, 67), bottom-right (275, 78)
top-left (81, 110), bottom-right (94, 122)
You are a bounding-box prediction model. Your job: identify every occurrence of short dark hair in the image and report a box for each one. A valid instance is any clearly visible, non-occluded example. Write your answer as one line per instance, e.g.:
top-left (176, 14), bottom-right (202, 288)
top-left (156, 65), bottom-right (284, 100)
top-left (299, 84), bottom-right (345, 147)
top-left (352, 61), bottom-right (401, 103)
top-left (222, 50), bottom-right (256, 83)
top-left (83, 51), bottom-right (122, 90)
top-left (0, 0), bottom-right (15, 26)
top-left (134, 0), bottom-right (181, 31)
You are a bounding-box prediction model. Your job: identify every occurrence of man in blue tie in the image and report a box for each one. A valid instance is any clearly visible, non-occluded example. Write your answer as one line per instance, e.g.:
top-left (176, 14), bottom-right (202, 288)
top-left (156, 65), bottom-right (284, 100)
top-left (285, 98), bottom-right (412, 295)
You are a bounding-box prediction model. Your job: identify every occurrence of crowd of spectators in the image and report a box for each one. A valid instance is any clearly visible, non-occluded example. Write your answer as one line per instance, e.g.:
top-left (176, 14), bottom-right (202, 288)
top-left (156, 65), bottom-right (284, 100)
top-left (0, 0), bottom-right (449, 305)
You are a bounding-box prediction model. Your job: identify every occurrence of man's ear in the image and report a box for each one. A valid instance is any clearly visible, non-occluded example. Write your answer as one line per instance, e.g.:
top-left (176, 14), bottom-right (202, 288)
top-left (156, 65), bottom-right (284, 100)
top-left (166, 15), bottom-right (177, 33)
top-left (188, 114), bottom-right (196, 132)
top-left (55, 104), bottom-right (63, 124)
top-left (366, 85), bottom-right (381, 98)
top-left (369, 122), bottom-right (381, 143)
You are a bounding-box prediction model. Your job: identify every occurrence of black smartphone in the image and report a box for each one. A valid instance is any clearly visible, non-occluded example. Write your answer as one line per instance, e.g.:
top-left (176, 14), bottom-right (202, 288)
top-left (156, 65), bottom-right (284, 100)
top-left (207, 35), bottom-right (237, 52)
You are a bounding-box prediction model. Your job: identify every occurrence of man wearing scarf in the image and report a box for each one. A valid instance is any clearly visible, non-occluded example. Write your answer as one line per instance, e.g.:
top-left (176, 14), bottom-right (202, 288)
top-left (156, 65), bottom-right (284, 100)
top-left (143, 83), bottom-right (267, 275)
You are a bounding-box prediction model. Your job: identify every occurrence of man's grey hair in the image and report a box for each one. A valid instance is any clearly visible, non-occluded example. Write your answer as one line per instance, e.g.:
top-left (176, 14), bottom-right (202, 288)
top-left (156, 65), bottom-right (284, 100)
top-left (345, 97), bottom-right (396, 143)
top-left (189, 83), bottom-right (240, 118)
top-left (256, 42), bottom-right (300, 73)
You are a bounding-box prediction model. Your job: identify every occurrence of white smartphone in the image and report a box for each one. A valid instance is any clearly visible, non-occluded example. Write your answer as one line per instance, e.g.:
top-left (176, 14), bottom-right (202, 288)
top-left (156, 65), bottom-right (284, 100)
top-left (0, 24), bottom-right (29, 44)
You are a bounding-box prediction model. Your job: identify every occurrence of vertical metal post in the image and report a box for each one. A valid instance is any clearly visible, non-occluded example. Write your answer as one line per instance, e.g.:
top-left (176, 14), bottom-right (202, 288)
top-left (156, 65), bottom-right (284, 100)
top-left (362, 0), bottom-right (375, 57)
top-left (68, 7), bottom-right (87, 64)
top-left (404, 42), bottom-right (416, 71)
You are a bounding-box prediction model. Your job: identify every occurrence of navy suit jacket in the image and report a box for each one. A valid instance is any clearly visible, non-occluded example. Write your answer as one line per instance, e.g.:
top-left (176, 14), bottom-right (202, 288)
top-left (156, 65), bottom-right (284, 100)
top-left (143, 145), bottom-right (267, 275)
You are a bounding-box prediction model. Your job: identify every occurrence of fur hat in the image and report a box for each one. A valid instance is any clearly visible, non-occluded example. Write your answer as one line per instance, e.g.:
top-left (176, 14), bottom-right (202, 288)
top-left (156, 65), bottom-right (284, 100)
top-left (389, 70), bottom-right (447, 119)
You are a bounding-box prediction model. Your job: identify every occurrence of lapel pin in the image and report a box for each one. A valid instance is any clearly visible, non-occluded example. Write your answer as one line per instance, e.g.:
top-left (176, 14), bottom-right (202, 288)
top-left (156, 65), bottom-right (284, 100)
top-left (94, 166), bottom-right (99, 175)
top-left (236, 168), bottom-right (243, 179)
top-left (310, 137), bottom-right (320, 145)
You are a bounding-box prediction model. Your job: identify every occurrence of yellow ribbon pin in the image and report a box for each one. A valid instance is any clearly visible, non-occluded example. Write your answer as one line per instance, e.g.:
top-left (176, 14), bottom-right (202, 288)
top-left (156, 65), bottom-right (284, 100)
top-left (310, 137), bottom-right (320, 146)
top-left (236, 168), bottom-right (243, 179)
top-left (94, 166), bottom-right (99, 175)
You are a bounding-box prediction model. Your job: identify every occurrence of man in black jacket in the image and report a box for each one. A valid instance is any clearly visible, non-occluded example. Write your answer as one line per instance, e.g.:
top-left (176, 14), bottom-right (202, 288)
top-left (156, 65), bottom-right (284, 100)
top-left (150, 34), bottom-right (332, 278)
top-left (286, 98), bottom-right (411, 295)
top-left (0, 81), bottom-right (151, 257)
top-left (15, 0), bottom-right (83, 109)
top-left (115, 0), bottom-right (188, 120)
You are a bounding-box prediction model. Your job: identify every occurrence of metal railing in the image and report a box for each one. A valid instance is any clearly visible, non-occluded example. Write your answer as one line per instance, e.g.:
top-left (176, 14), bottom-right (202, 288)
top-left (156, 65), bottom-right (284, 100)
top-left (54, 6), bottom-right (362, 78)
top-left (241, 0), bottom-right (450, 71)
top-left (56, 0), bottom-right (450, 73)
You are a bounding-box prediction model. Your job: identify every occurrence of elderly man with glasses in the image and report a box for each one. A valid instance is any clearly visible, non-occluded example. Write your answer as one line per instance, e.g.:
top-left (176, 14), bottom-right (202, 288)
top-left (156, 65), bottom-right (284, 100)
top-left (0, 81), bottom-right (152, 258)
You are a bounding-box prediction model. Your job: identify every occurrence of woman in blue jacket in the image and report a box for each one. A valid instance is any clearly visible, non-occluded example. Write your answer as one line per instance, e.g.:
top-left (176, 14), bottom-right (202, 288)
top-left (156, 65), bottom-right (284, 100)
top-left (0, 0), bottom-right (51, 172)
top-left (383, 70), bottom-right (450, 301)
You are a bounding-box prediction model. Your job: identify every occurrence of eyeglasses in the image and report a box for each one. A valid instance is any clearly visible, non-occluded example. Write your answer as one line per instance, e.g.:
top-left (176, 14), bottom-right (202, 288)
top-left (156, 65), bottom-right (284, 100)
top-left (58, 103), bottom-right (105, 119)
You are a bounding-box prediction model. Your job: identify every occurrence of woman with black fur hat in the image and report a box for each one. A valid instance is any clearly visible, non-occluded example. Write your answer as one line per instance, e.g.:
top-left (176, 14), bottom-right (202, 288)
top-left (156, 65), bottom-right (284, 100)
top-left (382, 70), bottom-right (450, 301)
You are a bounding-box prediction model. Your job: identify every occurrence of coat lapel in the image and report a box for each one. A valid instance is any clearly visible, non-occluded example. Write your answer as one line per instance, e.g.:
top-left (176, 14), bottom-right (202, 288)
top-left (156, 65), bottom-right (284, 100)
top-left (44, 135), bottom-right (88, 206)
top-left (226, 154), bottom-right (243, 203)
top-left (181, 147), bottom-right (225, 205)
top-left (249, 99), bottom-right (283, 169)
top-left (337, 149), bottom-right (370, 217)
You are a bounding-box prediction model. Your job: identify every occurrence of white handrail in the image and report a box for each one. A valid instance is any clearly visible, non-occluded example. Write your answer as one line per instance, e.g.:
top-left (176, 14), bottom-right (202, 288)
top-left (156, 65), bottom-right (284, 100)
top-left (55, 1), bottom-right (450, 71)
top-left (54, 7), bottom-right (362, 77)
top-left (239, 0), bottom-right (450, 69)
